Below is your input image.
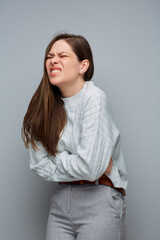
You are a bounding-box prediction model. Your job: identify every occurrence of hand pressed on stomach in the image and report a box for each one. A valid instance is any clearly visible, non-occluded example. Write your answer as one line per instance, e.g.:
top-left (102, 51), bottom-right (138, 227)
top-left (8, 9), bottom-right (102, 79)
top-left (104, 157), bottom-right (113, 175)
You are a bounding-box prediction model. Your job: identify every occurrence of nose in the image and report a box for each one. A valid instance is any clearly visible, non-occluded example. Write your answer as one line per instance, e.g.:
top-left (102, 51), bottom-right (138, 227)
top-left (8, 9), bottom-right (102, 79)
top-left (50, 56), bottom-right (60, 64)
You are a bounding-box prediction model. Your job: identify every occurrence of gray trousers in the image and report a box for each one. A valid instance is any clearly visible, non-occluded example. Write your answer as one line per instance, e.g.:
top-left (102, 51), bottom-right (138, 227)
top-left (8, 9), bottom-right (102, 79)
top-left (45, 183), bottom-right (126, 240)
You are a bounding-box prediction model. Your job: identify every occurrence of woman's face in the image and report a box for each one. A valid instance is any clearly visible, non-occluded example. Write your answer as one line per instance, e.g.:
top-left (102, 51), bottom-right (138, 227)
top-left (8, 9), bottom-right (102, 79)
top-left (45, 39), bottom-right (86, 88)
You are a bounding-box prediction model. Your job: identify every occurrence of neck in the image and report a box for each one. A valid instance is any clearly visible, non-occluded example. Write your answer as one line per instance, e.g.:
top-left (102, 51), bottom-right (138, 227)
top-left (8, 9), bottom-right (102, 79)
top-left (60, 79), bottom-right (85, 98)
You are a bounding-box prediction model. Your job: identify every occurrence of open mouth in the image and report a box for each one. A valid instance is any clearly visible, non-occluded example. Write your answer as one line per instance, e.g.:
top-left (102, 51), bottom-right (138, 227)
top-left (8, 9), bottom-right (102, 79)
top-left (49, 68), bottom-right (62, 76)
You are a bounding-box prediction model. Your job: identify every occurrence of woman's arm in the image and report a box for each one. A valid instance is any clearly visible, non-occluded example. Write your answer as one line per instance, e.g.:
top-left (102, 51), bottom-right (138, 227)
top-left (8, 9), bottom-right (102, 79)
top-left (29, 92), bottom-right (120, 182)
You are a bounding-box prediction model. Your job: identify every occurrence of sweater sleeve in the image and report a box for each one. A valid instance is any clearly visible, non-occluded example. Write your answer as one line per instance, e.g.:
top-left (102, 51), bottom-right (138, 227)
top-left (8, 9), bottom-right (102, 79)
top-left (29, 92), bottom-right (120, 182)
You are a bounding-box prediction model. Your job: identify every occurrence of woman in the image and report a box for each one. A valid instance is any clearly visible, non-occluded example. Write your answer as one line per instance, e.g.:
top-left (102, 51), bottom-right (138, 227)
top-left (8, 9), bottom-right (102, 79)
top-left (21, 32), bottom-right (128, 240)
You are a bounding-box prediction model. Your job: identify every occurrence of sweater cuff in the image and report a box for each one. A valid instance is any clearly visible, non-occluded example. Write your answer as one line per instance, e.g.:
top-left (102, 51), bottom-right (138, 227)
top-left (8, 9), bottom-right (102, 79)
top-left (55, 151), bottom-right (71, 174)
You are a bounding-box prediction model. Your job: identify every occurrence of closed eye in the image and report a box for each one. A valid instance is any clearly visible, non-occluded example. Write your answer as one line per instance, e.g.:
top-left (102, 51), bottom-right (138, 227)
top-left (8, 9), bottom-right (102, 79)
top-left (46, 55), bottom-right (68, 59)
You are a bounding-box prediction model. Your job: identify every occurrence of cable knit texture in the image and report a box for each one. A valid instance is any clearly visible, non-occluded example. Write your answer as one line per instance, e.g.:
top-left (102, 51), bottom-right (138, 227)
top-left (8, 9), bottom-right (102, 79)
top-left (29, 80), bottom-right (128, 190)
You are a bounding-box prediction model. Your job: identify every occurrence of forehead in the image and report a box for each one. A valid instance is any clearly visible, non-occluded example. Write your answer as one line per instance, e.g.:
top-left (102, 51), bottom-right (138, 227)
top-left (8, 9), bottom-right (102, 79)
top-left (49, 39), bottom-right (73, 54)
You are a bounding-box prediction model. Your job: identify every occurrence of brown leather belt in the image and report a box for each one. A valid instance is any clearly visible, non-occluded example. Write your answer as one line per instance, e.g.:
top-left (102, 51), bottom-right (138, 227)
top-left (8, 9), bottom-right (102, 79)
top-left (59, 174), bottom-right (126, 196)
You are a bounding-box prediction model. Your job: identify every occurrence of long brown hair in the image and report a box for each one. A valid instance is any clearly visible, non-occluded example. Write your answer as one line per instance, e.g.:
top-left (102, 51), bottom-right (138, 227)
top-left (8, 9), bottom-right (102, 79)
top-left (21, 32), bottom-right (94, 156)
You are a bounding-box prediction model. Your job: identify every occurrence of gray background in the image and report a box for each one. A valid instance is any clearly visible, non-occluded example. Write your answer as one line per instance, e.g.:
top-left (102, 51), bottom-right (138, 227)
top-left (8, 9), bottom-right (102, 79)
top-left (0, 0), bottom-right (160, 239)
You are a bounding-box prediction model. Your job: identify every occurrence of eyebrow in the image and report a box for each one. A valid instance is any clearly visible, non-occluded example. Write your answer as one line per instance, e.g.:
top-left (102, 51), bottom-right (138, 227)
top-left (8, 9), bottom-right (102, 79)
top-left (47, 51), bottom-right (69, 56)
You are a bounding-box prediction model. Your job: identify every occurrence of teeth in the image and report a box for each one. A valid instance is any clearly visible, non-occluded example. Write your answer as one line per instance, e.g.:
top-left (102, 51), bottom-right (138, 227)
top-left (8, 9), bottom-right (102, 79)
top-left (51, 69), bottom-right (60, 73)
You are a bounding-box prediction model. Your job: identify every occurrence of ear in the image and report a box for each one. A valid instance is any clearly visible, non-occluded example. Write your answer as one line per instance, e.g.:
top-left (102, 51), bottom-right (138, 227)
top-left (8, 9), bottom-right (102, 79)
top-left (80, 59), bottom-right (90, 75)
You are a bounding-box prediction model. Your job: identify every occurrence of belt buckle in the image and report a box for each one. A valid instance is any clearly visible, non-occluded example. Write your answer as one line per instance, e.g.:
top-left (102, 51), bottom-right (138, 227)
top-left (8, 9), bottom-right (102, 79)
top-left (95, 179), bottom-right (99, 185)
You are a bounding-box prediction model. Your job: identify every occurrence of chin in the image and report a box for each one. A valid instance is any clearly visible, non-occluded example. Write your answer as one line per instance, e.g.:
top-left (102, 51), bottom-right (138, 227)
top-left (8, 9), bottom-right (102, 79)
top-left (49, 79), bottom-right (62, 87)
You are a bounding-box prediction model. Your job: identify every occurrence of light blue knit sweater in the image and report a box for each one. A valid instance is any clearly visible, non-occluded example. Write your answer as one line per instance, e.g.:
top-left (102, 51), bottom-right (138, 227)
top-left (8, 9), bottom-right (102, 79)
top-left (29, 80), bottom-right (128, 190)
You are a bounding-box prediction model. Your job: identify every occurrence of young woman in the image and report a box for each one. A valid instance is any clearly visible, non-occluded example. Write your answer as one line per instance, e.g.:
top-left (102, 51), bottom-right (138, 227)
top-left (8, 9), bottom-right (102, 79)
top-left (21, 33), bottom-right (128, 240)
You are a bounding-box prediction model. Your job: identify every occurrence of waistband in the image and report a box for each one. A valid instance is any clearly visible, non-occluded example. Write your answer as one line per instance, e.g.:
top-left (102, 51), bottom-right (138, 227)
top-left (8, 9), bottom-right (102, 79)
top-left (59, 174), bottom-right (126, 196)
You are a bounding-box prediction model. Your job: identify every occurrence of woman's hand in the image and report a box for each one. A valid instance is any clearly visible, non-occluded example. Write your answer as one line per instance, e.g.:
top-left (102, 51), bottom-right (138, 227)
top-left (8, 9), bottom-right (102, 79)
top-left (104, 157), bottom-right (113, 175)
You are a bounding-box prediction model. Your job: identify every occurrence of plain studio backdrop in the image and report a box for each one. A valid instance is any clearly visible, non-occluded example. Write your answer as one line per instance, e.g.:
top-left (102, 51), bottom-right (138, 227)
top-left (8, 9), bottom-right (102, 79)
top-left (0, 0), bottom-right (159, 240)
